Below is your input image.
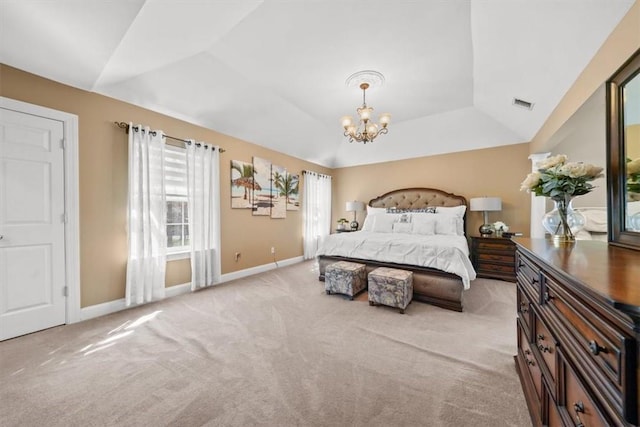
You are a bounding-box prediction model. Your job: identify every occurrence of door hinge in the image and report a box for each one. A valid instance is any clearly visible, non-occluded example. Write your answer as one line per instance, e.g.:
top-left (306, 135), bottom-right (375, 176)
top-left (60, 138), bottom-right (66, 149)
top-left (63, 286), bottom-right (68, 297)
top-left (61, 213), bottom-right (68, 223)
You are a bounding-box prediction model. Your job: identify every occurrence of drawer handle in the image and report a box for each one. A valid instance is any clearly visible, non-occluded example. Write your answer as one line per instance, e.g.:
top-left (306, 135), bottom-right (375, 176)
top-left (523, 350), bottom-right (536, 366)
top-left (536, 334), bottom-right (552, 353)
top-left (543, 291), bottom-right (553, 303)
top-left (573, 401), bottom-right (585, 427)
top-left (588, 340), bottom-right (608, 356)
top-left (519, 302), bottom-right (528, 314)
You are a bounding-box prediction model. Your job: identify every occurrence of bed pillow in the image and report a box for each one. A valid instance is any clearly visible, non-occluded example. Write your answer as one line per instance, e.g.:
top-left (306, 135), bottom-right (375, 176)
top-left (361, 214), bottom-right (377, 231)
top-left (436, 205), bottom-right (467, 218)
top-left (371, 214), bottom-right (397, 233)
top-left (367, 206), bottom-right (387, 215)
top-left (435, 216), bottom-right (460, 236)
top-left (392, 222), bottom-right (412, 234)
top-left (412, 220), bottom-right (436, 235)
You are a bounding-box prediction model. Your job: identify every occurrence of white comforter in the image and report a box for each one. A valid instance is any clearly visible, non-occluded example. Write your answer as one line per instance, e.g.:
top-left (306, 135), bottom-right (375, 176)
top-left (316, 231), bottom-right (476, 289)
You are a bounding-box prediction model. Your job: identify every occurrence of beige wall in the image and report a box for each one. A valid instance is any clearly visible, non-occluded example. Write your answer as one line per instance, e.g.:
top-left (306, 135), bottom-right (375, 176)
top-left (531, 1), bottom-right (640, 153)
top-left (0, 65), bottom-right (331, 307)
top-left (332, 143), bottom-right (532, 237)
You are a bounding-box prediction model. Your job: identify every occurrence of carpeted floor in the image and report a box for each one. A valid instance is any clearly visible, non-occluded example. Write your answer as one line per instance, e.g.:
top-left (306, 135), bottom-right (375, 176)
top-left (0, 261), bottom-right (531, 426)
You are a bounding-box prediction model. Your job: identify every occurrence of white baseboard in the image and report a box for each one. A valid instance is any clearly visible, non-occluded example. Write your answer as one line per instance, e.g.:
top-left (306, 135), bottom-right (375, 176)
top-left (219, 256), bottom-right (304, 283)
top-left (77, 256), bottom-right (304, 322)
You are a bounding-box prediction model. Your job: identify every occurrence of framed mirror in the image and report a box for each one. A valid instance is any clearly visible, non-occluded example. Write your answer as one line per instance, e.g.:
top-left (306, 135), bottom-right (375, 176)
top-left (607, 48), bottom-right (640, 250)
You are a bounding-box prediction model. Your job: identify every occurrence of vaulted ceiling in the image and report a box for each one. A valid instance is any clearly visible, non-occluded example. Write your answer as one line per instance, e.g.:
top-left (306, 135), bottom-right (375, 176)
top-left (0, 0), bottom-right (634, 167)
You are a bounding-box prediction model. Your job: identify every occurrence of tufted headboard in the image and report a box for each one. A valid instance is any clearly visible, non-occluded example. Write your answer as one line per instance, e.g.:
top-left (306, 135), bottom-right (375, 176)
top-left (369, 187), bottom-right (467, 210)
top-left (369, 187), bottom-right (468, 234)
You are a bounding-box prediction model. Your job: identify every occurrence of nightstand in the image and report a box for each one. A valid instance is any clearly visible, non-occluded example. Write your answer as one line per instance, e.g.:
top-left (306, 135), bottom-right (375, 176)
top-left (470, 235), bottom-right (516, 282)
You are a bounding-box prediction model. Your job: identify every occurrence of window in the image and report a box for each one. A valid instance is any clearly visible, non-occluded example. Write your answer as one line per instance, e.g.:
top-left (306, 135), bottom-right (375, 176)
top-left (165, 145), bottom-right (189, 255)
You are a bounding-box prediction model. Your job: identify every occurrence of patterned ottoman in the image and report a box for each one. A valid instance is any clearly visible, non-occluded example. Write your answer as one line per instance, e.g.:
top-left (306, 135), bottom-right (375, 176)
top-left (368, 267), bottom-right (413, 314)
top-left (325, 261), bottom-right (367, 300)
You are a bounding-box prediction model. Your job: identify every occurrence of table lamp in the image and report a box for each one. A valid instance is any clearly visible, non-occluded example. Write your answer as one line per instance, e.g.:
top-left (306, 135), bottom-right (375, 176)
top-left (345, 201), bottom-right (366, 231)
top-left (470, 197), bottom-right (502, 236)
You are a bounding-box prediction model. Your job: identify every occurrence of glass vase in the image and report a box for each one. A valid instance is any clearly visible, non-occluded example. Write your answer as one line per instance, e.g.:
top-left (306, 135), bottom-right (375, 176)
top-left (542, 195), bottom-right (585, 243)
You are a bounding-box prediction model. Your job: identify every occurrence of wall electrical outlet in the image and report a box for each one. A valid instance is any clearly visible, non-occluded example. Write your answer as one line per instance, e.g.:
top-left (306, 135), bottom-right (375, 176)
top-left (271, 247), bottom-right (275, 254)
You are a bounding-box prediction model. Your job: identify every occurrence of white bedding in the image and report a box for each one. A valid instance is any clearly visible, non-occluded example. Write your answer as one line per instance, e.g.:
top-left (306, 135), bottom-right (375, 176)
top-left (317, 231), bottom-right (477, 289)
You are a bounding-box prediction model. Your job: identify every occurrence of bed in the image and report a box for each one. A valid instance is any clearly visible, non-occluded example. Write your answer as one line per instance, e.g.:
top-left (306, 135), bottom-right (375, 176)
top-left (317, 188), bottom-right (476, 312)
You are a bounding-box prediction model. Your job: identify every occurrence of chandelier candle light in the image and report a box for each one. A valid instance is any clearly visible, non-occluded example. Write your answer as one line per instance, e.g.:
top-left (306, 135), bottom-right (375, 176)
top-left (341, 71), bottom-right (391, 144)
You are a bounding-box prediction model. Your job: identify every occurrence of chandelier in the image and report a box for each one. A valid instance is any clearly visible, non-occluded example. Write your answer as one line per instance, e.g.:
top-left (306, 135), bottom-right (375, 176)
top-left (340, 72), bottom-right (391, 144)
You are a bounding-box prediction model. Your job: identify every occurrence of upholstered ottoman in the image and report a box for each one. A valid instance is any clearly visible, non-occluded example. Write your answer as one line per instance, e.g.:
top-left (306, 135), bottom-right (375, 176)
top-left (325, 261), bottom-right (367, 300)
top-left (368, 267), bottom-right (413, 314)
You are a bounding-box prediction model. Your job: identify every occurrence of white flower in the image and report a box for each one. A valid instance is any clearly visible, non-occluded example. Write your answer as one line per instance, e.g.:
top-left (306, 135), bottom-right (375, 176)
top-left (628, 158), bottom-right (640, 175)
top-left (537, 154), bottom-right (567, 170)
top-left (493, 221), bottom-right (509, 232)
top-left (557, 162), bottom-right (588, 178)
top-left (520, 172), bottom-right (541, 192)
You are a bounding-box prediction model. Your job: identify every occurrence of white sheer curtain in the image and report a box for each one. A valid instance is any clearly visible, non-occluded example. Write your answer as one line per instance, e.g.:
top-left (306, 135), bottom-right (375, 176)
top-left (303, 171), bottom-right (332, 259)
top-left (125, 124), bottom-right (167, 306)
top-left (186, 141), bottom-right (221, 290)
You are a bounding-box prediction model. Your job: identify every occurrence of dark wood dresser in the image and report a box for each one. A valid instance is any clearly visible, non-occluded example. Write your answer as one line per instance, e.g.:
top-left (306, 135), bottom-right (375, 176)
top-left (470, 235), bottom-right (516, 282)
top-left (513, 238), bottom-right (640, 426)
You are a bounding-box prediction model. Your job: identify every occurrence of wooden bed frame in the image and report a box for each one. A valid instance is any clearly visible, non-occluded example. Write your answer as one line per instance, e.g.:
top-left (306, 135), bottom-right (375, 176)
top-left (318, 187), bottom-right (469, 312)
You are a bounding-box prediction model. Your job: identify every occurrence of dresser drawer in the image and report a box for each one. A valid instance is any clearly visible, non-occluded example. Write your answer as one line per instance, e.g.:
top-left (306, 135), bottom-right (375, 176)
top-left (517, 285), bottom-right (531, 335)
top-left (533, 311), bottom-right (557, 391)
top-left (559, 350), bottom-right (612, 427)
top-left (543, 275), bottom-right (632, 417)
top-left (516, 252), bottom-right (541, 301)
top-left (519, 324), bottom-right (542, 401)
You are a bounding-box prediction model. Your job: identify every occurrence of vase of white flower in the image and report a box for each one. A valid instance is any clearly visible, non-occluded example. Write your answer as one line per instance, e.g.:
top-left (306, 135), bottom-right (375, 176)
top-left (520, 154), bottom-right (603, 243)
top-left (541, 194), bottom-right (585, 243)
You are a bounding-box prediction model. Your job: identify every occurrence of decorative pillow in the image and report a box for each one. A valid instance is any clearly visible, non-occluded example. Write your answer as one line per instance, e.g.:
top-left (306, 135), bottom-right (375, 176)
top-left (436, 205), bottom-right (467, 218)
top-left (412, 220), bottom-right (436, 235)
top-left (392, 222), bottom-right (412, 234)
top-left (435, 216), bottom-right (459, 236)
top-left (387, 206), bottom-right (436, 214)
top-left (414, 207), bottom-right (437, 213)
top-left (371, 214), bottom-right (396, 233)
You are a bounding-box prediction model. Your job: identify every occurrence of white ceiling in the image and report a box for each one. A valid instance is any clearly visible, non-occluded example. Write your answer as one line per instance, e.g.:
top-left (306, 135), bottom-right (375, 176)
top-left (0, 0), bottom-right (634, 168)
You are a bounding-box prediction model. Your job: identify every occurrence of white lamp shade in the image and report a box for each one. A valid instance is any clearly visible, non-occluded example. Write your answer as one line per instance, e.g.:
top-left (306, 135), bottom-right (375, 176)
top-left (470, 197), bottom-right (502, 212)
top-left (345, 201), bottom-right (366, 212)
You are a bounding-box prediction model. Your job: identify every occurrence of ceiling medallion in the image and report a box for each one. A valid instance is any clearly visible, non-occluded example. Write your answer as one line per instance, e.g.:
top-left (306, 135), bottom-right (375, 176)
top-left (341, 70), bottom-right (390, 144)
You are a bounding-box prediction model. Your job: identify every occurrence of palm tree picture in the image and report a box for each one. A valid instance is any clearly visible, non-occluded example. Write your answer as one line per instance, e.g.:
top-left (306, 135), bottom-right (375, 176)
top-left (270, 164), bottom-right (287, 218)
top-left (231, 160), bottom-right (257, 209)
top-left (279, 173), bottom-right (300, 211)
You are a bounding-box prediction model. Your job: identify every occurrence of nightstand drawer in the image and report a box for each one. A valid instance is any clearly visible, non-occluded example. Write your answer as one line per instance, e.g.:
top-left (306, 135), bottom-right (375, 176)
top-left (478, 263), bottom-right (514, 274)
top-left (476, 240), bottom-right (515, 252)
top-left (478, 253), bottom-right (513, 263)
top-left (471, 236), bottom-right (517, 282)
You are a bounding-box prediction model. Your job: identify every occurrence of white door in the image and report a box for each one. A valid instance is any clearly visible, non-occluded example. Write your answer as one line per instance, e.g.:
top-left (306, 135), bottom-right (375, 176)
top-left (0, 107), bottom-right (66, 340)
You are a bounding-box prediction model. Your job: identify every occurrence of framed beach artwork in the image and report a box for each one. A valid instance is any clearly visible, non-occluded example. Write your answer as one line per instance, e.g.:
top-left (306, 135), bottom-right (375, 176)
top-left (271, 164), bottom-right (287, 219)
top-left (230, 160), bottom-right (256, 209)
top-left (252, 157), bottom-right (272, 216)
top-left (285, 172), bottom-right (300, 211)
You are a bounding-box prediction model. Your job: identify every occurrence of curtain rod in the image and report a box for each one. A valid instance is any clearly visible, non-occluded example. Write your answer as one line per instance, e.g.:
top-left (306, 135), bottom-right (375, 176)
top-left (302, 170), bottom-right (331, 178)
top-left (114, 122), bottom-right (225, 153)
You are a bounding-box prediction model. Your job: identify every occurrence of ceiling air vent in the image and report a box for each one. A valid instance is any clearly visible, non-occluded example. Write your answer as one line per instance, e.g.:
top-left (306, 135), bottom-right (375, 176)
top-left (513, 98), bottom-right (534, 110)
